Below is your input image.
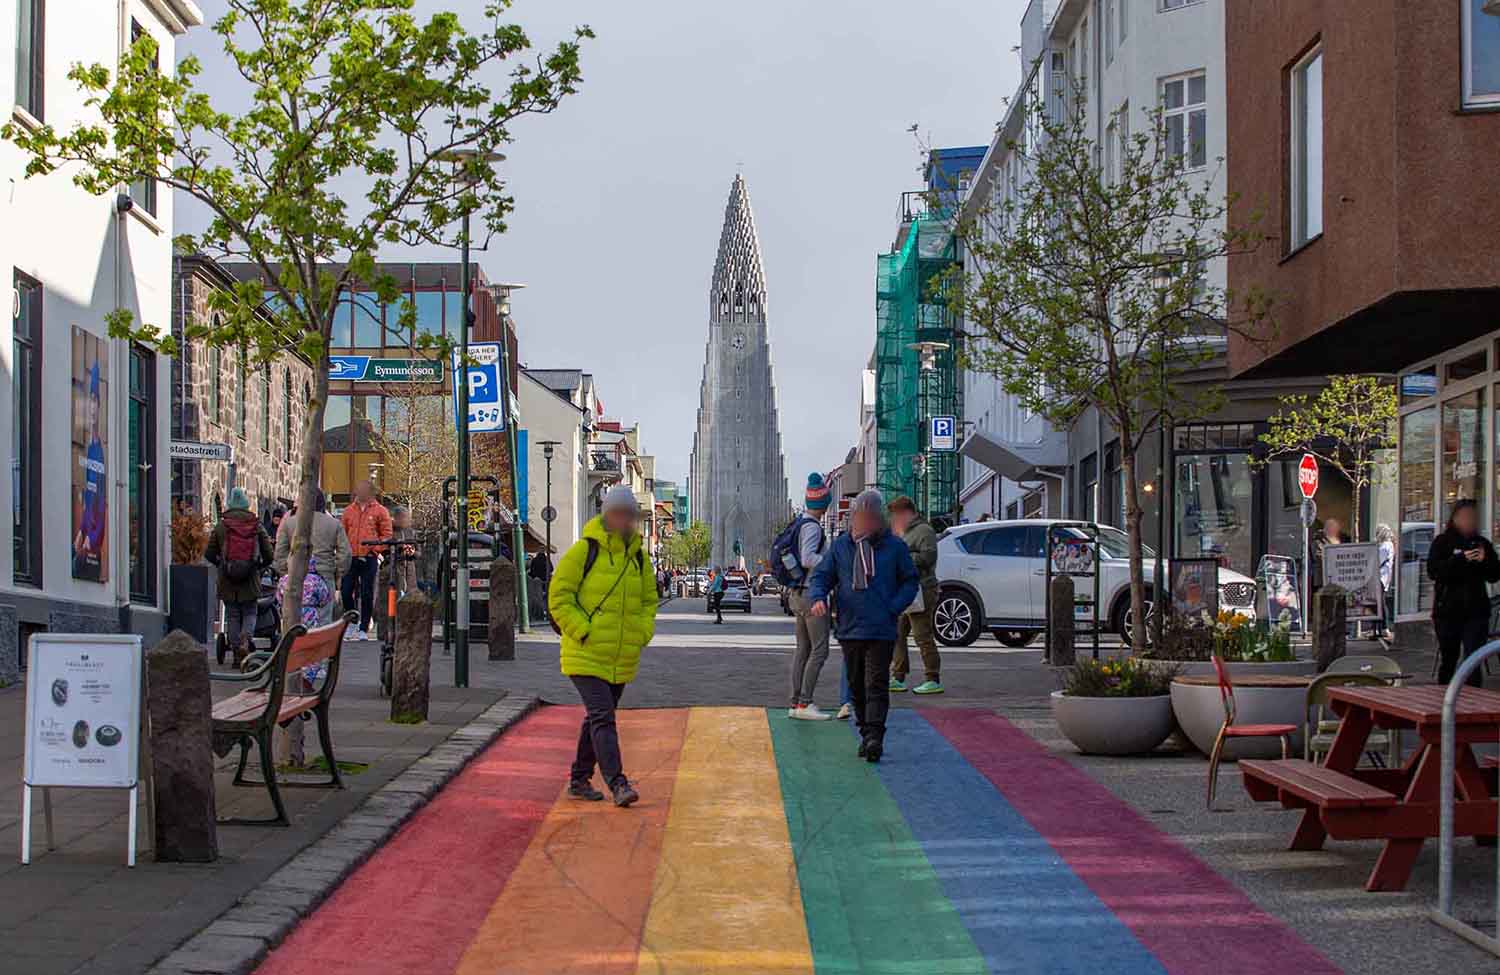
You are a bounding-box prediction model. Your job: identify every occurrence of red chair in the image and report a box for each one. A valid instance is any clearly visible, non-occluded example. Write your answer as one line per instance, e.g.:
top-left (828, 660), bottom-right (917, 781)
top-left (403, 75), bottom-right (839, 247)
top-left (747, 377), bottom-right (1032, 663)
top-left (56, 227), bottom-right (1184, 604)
top-left (1207, 654), bottom-right (1297, 809)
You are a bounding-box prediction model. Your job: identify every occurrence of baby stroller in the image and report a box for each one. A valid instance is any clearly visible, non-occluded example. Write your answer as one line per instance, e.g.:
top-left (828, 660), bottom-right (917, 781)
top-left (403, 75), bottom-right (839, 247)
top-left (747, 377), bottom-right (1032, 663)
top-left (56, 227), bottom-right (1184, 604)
top-left (215, 566), bottom-right (283, 665)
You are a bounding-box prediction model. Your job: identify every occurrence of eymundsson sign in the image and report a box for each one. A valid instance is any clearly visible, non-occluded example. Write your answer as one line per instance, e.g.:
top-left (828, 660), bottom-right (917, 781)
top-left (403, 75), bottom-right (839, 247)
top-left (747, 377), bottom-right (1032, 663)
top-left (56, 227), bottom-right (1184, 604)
top-left (329, 356), bottom-right (442, 383)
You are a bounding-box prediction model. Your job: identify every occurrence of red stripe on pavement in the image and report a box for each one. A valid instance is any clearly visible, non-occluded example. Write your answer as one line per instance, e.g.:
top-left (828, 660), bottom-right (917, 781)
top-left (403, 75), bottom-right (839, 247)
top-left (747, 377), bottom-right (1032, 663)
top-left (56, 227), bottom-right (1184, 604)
top-left (925, 709), bottom-right (1343, 975)
top-left (253, 705), bottom-right (580, 975)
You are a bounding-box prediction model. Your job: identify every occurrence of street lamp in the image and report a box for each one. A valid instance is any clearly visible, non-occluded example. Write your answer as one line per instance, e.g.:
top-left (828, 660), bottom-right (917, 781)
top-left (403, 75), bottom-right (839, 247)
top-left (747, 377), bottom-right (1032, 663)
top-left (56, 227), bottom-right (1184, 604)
top-left (907, 340), bottom-right (950, 518)
top-left (538, 440), bottom-right (561, 571)
top-left (436, 149), bottom-right (504, 688)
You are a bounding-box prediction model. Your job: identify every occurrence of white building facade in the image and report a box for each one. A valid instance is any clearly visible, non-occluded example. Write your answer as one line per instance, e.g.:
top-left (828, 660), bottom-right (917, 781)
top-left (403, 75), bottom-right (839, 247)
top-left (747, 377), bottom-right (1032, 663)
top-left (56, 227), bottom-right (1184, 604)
top-left (1, 1), bottom-right (202, 674)
top-left (518, 368), bottom-right (590, 557)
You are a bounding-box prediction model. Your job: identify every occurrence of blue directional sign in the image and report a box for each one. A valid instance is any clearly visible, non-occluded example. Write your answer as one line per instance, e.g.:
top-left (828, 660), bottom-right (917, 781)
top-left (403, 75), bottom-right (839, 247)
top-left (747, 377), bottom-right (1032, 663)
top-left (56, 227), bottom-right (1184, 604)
top-left (329, 356), bottom-right (369, 380)
top-left (451, 343), bottom-right (505, 433)
top-left (930, 415), bottom-right (957, 452)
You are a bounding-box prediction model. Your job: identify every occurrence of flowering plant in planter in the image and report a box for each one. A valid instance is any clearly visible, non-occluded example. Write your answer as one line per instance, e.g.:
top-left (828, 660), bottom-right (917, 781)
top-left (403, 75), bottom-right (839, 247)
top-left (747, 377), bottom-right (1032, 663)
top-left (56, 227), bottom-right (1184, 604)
top-left (1062, 657), bottom-right (1179, 697)
top-left (1208, 610), bottom-right (1295, 662)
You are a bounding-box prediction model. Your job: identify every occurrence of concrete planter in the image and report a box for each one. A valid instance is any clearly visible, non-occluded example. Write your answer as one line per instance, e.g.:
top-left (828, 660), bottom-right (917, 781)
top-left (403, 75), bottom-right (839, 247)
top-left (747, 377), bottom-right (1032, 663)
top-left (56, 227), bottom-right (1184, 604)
top-left (1050, 691), bottom-right (1176, 756)
top-left (1174, 658), bottom-right (1317, 679)
top-left (1170, 677), bottom-right (1307, 760)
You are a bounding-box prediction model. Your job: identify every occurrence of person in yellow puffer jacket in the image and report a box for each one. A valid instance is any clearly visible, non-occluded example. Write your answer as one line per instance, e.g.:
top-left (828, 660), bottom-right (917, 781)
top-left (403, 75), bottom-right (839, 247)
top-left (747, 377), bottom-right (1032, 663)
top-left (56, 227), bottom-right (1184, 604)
top-left (548, 484), bottom-right (658, 807)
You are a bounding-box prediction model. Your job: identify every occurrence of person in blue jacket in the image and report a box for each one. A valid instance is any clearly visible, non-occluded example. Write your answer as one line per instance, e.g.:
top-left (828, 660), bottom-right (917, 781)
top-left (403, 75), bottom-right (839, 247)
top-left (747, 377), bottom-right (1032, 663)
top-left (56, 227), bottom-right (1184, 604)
top-left (808, 488), bottom-right (919, 763)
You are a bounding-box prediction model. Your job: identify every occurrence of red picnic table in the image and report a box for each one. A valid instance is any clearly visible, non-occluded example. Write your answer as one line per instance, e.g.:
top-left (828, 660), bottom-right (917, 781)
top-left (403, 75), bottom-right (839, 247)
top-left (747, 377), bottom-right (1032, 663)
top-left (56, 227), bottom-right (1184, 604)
top-left (1240, 684), bottom-right (1500, 892)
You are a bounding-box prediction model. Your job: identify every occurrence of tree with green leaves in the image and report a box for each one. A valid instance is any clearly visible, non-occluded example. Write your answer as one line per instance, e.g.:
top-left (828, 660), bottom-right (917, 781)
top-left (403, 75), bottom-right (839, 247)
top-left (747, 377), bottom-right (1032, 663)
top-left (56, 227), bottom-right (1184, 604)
top-left (1258, 376), bottom-right (1397, 540)
top-left (4, 0), bottom-right (590, 625)
top-left (942, 85), bottom-right (1271, 652)
top-left (674, 521), bottom-right (712, 578)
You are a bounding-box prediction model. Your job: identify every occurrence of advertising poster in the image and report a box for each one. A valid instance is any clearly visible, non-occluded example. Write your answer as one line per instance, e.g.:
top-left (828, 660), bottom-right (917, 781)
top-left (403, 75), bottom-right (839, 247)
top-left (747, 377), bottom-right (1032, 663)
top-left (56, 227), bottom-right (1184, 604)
top-left (1255, 554), bottom-right (1303, 629)
top-left (24, 635), bottom-right (142, 789)
top-left (1049, 527), bottom-right (1097, 626)
top-left (1170, 558), bottom-right (1220, 621)
top-left (1324, 542), bottom-right (1383, 623)
top-left (71, 327), bottom-right (109, 582)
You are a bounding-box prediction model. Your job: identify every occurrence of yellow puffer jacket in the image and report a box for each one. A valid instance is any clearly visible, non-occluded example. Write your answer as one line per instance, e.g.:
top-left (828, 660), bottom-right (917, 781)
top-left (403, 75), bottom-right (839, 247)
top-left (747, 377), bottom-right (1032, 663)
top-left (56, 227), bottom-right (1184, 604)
top-left (549, 516), bottom-right (658, 684)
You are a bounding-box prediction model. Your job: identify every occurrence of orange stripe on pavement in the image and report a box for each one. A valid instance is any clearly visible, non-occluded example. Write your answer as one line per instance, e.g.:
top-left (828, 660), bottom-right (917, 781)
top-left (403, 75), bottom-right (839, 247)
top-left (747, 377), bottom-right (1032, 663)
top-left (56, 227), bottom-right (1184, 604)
top-left (635, 707), bottom-right (814, 975)
top-left (453, 707), bottom-right (689, 975)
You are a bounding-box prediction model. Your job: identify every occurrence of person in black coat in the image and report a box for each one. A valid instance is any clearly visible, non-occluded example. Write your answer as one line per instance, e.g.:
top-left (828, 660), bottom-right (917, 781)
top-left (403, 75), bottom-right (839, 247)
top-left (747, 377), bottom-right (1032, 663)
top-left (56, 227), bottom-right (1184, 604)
top-left (1427, 499), bottom-right (1500, 687)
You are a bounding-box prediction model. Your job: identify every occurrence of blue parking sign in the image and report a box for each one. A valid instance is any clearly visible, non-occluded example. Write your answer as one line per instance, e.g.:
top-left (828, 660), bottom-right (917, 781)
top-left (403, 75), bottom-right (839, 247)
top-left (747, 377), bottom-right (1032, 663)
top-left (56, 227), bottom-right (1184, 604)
top-left (451, 343), bottom-right (506, 433)
top-left (930, 415), bottom-right (957, 451)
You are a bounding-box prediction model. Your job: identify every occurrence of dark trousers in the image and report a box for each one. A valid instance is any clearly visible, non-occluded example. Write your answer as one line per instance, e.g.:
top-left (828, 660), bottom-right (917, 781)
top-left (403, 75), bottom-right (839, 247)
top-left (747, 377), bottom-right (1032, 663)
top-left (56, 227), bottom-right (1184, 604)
top-left (570, 675), bottom-right (627, 788)
top-left (1436, 615), bottom-right (1488, 688)
top-left (710, 592), bottom-right (723, 623)
top-left (843, 638), bottom-right (895, 744)
top-left (341, 555), bottom-right (378, 631)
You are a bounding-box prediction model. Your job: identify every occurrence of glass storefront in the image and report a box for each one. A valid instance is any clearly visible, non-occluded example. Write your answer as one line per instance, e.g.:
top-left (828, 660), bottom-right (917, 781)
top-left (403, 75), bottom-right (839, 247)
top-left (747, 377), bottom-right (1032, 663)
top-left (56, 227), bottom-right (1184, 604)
top-left (1441, 387), bottom-right (1485, 519)
top-left (1175, 452), bottom-right (1253, 576)
top-left (1398, 408), bottom-right (1436, 616)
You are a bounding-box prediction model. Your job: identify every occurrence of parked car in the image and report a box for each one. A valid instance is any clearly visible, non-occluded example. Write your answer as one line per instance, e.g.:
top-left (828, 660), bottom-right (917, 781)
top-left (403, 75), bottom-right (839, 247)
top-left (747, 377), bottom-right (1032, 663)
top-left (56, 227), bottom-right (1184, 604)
top-left (708, 577), bottom-right (753, 613)
top-left (932, 520), bottom-right (1258, 647)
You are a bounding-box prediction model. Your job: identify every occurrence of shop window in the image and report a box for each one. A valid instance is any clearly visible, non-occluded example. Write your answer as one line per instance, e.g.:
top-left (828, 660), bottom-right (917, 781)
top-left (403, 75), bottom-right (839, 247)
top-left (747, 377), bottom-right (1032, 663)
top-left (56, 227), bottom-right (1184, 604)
top-left (1398, 407), bottom-right (1436, 615)
top-left (128, 346), bottom-right (156, 603)
top-left (1447, 348), bottom-right (1487, 383)
top-left (1441, 388), bottom-right (1485, 519)
top-left (1175, 452), bottom-right (1253, 576)
top-left (12, 270), bottom-right (42, 587)
top-left (1464, 0), bottom-right (1500, 107)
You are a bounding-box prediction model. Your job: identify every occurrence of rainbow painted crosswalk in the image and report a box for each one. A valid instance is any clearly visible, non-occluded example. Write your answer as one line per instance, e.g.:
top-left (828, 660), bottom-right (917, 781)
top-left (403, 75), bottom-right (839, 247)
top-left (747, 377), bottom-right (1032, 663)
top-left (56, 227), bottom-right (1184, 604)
top-left (253, 706), bottom-right (1341, 975)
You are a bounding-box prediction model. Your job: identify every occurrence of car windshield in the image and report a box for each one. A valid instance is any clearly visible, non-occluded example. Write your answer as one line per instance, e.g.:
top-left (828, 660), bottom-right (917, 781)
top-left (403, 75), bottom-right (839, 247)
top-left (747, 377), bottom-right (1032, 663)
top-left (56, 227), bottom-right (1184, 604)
top-left (1056, 525), bottom-right (1153, 560)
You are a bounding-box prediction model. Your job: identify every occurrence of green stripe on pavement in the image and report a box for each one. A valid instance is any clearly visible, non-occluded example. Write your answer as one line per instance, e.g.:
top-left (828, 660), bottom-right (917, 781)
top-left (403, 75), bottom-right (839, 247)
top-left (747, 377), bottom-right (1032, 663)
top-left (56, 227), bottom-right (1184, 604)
top-left (768, 712), bottom-right (986, 975)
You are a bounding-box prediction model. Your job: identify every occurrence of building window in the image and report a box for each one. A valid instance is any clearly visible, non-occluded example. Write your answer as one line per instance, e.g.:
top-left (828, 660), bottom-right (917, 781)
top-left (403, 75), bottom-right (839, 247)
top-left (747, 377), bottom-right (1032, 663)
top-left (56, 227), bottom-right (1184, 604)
top-left (283, 369), bottom-right (293, 462)
top-left (1464, 0), bottom-right (1500, 107)
top-left (236, 349), bottom-right (247, 439)
top-left (1161, 0), bottom-right (1204, 9)
top-left (1079, 17), bottom-right (1089, 89)
top-left (15, 0), bottom-right (44, 120)
top-left (261, 364), bottom-right (271, 453)
top-left (1120, 0), bottom-right (1128, 42)
top-left (1289, 48), bottom-right (1324, 249)
top-left (128, 20), bottom-right (158, 217)
top-left (13, 270), bottom-right (42, 586)
top-left (1162, 72), bottom-right (1207, 170)
top-left (1105, 0), bottom-right (1115, 64)
top-left (209, 334), bottom-right (222, 425)
top-left (128, 346), bottom-right (156, 603)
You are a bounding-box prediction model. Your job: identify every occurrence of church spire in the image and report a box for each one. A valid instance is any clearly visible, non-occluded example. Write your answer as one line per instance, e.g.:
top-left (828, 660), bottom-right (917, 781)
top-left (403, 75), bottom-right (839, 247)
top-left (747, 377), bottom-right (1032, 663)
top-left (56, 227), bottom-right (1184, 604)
top-left (710, 174), bottom-right (767, 323)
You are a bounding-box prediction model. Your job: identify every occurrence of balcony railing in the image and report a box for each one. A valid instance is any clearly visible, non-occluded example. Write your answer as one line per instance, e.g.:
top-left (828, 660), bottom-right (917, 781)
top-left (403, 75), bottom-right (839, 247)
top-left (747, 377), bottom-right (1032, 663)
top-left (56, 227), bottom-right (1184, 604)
top-left (589, 451), bottom-right (620, 473)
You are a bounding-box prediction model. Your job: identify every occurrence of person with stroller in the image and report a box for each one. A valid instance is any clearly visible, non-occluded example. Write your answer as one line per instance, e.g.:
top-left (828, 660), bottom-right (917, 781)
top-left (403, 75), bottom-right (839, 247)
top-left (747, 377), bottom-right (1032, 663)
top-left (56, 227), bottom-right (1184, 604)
top-left (205, 487), bottom-right (275, 666)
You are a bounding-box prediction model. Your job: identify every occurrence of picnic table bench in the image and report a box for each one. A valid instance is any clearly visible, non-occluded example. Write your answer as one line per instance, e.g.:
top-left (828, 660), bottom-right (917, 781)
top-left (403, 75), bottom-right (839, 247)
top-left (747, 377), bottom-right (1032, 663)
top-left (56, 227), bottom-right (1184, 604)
top-left (210, 612), bottom-right (356, 826)
top-left (1240, 684), bottom-right (1500, 891)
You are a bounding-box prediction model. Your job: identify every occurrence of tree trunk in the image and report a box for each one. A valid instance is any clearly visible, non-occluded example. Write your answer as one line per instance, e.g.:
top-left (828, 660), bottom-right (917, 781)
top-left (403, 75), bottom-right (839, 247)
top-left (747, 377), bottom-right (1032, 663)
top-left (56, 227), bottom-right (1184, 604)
top-left (280, 352), bottom-right (331, 631)
top-left (1349, 465), bottom-right (1363, 541)
top-left (1122, 448), bottom-right (1148, 654)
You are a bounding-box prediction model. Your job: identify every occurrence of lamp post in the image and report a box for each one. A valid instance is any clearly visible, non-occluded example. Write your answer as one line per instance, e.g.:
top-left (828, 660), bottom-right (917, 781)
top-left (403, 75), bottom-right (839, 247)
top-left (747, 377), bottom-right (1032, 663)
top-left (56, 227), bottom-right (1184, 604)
top-left (538, 439), bottom-right (560, 566)
top-left (437, 149), bottom-right (504, 688)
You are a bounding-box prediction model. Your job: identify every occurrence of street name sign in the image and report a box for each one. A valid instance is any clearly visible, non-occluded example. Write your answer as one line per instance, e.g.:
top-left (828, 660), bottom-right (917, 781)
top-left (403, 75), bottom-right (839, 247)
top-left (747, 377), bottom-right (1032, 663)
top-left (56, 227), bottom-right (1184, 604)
top-left (169, 440), bottom-right (232, 462)
top-left (451, 343), bottom-right (505, 433)
top-left (329, 356), bottom-right (442, 383)
top-left (930, 415), bottom-right (957, 451)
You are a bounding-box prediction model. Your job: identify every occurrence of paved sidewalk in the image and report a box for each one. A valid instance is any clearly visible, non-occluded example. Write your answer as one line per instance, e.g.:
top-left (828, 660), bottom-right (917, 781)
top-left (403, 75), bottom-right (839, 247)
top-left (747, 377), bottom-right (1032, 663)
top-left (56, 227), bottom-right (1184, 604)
top-left (0, 639), bottom-right (509, 975)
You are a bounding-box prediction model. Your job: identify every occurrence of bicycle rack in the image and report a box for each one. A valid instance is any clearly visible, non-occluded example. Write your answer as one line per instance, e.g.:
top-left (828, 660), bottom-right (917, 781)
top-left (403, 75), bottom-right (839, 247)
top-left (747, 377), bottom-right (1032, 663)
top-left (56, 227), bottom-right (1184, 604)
top-left (1432, 636), bottom-right (1500, 955)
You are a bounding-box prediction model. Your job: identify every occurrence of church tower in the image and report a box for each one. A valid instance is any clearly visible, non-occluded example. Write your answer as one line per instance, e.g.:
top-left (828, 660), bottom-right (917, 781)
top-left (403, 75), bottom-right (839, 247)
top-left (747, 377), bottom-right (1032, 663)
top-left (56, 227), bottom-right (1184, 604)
top-left (689, 175), bottom-right (789, 568)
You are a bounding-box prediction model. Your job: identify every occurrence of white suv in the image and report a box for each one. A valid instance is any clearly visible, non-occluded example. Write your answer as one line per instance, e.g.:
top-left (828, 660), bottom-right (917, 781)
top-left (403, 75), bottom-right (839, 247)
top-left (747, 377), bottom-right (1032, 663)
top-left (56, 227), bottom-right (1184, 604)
top-left (932, 520), bottom-right (1258, 647)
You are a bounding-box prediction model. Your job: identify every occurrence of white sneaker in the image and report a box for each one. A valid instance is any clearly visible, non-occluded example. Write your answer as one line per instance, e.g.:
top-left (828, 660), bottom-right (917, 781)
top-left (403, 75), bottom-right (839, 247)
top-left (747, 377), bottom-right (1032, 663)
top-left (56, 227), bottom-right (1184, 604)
top-left (836, 703), bottom-right (852, 720)
top-left (790, 704), bottom-right (834, 721)
top-left (787, 707), bottom-right (799, 719)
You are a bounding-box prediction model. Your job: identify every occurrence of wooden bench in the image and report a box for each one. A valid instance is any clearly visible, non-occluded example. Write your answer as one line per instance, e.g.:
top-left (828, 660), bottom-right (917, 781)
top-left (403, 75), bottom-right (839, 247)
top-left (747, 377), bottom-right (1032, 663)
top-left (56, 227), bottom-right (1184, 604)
top-left (1240, 759), bottom-right (1398, 810)
top-left (210, 612), bottom-right (356, 826)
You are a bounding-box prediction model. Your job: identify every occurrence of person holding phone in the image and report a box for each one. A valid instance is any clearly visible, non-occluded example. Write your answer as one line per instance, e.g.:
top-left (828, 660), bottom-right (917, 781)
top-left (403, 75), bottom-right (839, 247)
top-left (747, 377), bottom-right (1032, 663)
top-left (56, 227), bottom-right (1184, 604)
top-left (1427, 499), bottom-right (1500, 687)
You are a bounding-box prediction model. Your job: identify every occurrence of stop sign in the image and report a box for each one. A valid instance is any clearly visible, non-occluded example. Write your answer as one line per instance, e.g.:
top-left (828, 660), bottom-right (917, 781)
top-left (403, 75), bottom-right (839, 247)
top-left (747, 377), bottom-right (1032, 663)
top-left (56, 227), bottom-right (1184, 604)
top-left (1297, 453), bottom-right (1319, 499)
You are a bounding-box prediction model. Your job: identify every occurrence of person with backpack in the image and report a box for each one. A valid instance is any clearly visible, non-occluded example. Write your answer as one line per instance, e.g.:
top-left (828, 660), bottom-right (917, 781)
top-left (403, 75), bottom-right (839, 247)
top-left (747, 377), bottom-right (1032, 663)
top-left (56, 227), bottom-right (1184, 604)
top-left (548, 483), bottom-right (658, 808)
top-left (707, 567), bottom-right (726, 624)
top-left (779, 473), bottom-right (834, 720)
top-left (205, 487), bottom-right (275, 664)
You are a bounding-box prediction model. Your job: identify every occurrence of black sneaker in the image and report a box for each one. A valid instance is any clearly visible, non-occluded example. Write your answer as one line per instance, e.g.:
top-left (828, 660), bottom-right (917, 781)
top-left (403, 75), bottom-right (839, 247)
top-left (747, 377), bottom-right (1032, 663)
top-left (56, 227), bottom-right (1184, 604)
top-left (611, 780), bottom-right (640, 808)
top-left (864, 740), bottom-right (883, 763)
top-left (567, 779), bottom-right (604, 802)
top-left (857, 738), bottom-right (869, 759)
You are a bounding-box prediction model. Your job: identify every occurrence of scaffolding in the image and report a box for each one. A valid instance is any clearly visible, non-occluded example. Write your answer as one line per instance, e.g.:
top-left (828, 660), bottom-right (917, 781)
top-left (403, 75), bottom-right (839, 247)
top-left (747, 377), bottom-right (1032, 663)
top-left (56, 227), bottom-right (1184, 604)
top-left (875, 211), bottom-right (960, 521)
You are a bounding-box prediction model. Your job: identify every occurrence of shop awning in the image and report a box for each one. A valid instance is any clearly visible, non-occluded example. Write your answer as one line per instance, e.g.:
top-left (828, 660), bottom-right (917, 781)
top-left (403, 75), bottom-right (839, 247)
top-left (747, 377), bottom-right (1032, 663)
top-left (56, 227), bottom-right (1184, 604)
top-left (959, 430), bottom-right (1067, 482)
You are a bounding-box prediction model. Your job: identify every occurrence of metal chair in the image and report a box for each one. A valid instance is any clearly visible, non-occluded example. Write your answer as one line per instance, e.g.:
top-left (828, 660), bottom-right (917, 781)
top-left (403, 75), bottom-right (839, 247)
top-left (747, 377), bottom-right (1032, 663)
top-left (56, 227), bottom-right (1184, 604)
top-left (1207, 654), bottom-right (1298, 810)
top-left (1304, 672), bottom-right (1395, 766)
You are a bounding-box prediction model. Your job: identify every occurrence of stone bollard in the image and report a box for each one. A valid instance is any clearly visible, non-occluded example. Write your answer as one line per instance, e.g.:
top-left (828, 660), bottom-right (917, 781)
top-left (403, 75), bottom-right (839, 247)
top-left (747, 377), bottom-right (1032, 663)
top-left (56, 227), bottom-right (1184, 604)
top-left (1312, 587), bottom-right (1348, 672)
top-left (391, 593), bottom-right (436, 724)
top-left (147, 631), bottom-right (218, 862)
top-left (1048, 575), bottom-right (1076, 667)
top-left (488, 556), bottom-right (517, 661)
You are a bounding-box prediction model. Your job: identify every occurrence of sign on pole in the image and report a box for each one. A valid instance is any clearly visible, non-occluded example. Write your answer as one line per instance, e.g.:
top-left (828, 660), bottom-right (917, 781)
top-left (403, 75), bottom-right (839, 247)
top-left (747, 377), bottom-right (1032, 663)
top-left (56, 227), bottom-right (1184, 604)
top-left (329, 356), bottom-right (442, 383)
top-left (1297, 453), bottom-right (1320, 499)
top-left (930, 415), bottom-right (957, 452)
top-left (21, 634), bottom-right (144, 866)
top-left (169, 440), bottom-right (232, 462)
top-left (451, 343), bottom-right (505, 433)
top-left (1323, 542), bottom-right (1384, 623)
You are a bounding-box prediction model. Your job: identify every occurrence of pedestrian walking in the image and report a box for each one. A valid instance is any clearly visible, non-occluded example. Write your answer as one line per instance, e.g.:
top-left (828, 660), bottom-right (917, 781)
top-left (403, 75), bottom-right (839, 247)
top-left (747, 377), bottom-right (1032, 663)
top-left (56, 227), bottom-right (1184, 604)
top-left (1427, 499), bottom-right (1500, 687)
top-left (887, 495), bottom-right (943, 695)
top-left (807, 489), bottom-right (919, 763)
top-left (274, 489), bottom-right (352, 625)
top-left (1376, 523), bottom-right (1396, 640)
top-left (1310, 516), bottom-right (1346, 591)
top-left (783, 473), bottom-right (833, 720)
top-left (340, 479), bottom-right (393, 640)
top-left (204, 487), bottom-right (274, 665)
top-left (708, 567), bottom-right (726, 624)
top-left (548, 484), bottom-right (658, 807)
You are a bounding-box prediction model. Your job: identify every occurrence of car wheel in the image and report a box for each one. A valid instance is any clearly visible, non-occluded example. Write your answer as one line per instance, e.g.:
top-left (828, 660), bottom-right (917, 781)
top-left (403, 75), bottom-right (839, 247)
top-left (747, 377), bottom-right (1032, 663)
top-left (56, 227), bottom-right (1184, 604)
top-left (993, 629), bottom-right (1036, 648)
top-left (934, 589), bottom-right (981, 647)
top-left (1113, 591), bottom-right (1156, 646)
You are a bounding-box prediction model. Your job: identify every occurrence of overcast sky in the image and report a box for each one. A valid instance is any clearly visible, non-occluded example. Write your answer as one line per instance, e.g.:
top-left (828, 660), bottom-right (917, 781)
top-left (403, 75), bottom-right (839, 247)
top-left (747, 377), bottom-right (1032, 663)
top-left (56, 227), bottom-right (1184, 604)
top-left (180, 1), bottom-right (1022, 495)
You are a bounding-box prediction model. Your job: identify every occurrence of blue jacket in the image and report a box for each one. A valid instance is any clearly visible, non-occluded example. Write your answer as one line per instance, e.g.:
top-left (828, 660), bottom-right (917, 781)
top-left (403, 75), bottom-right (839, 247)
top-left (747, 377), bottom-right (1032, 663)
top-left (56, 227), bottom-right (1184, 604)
top-left (806, 529), bottom-right (920, 642)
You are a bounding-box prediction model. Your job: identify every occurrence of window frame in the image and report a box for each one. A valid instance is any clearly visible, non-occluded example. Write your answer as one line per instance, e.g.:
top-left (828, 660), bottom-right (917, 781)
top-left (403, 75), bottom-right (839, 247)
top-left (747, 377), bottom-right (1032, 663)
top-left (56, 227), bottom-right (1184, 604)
top-left (1160, 70), bottom-right (1208, 172)
top-left (1463, 0), bottom-right (1500, 108)
top-left (127, 344), bottom-right (156, 604)
top-left (208, 328), bottom-right (222, 425)
top-left (283, 368), bottom-right (293, 463)
top-left (127, 19), bottom-right (159, 217)
top-left (14, 0), bottom-right (45, 121)
top-left (261, 363), bottom-right (271, 453)
top-left (1289, 45), bottom-right (1325, 251)
top-left (236, 347), bottom-right (248, 439)
top-left (12, 269), bottom-right (43, 587)
top-left (1160, 0), bottom-right (1205, 10)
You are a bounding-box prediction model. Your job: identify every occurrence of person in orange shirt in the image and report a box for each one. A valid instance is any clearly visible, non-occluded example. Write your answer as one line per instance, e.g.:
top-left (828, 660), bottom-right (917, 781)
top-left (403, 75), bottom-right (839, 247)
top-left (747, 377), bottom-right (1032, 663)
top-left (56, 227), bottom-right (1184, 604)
top-left (340, 479), bottom-right (393, 639)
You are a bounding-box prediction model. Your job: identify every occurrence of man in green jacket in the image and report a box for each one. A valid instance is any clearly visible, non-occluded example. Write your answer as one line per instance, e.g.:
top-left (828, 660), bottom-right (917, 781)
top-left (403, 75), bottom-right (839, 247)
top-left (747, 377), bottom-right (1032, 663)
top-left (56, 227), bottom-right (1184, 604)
top-left (888, 495), bottom-right (942, 694)
top-left (548, 484), bottom-right (658, 807)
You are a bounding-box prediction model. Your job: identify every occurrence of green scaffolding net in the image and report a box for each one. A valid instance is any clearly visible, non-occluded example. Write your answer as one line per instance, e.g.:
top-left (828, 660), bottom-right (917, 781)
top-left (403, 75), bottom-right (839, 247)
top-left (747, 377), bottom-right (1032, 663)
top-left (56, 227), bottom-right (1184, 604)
top-left (875, 214), bottom-right (960, 521)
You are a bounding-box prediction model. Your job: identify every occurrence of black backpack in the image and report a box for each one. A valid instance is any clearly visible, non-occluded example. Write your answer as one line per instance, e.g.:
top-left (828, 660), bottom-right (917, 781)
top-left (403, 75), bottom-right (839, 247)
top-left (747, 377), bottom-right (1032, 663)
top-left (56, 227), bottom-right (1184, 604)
top-left (547, 539), bottom-right (646, 637)
top-left (770, 515), bottom-right (823, 588)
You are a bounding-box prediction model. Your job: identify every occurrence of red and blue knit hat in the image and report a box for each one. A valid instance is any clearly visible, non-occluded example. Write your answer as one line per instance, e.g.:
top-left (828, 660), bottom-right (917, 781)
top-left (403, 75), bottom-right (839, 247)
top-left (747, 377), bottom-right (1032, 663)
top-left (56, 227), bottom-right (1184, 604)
top-left (805, 473), bottom-right (831, 512)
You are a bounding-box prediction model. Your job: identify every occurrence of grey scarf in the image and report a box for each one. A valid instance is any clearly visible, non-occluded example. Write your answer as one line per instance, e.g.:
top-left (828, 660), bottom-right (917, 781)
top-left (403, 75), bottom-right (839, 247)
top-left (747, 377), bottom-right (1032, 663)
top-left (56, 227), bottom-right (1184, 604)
top-left (852, 531), bottom-right (876, 591)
